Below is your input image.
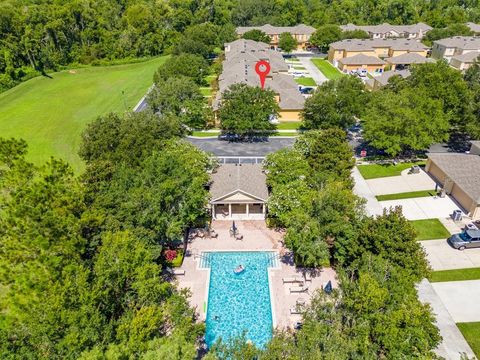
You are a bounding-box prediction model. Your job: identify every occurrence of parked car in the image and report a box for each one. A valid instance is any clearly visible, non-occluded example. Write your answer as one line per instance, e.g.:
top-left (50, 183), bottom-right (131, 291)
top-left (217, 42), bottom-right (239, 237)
top-left (218, 133), bottom-right (241, 142)
top-left (447, 229), bottom-right (480, 250)
top-left (299, 87), bottom-right (315, 94)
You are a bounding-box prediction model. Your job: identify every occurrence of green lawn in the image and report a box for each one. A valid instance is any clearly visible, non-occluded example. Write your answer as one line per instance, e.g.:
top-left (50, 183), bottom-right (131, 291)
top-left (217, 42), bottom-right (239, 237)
top-left (0, 56), bottom-right (167, 172)
top-left (277, 122), bottom-right (301, 130)
top-left (431, 268), bottom-right (480, 282)
top-left (293, 66), bottom-right (306, 70)
top-left (457, 322), bottom-right (480, 357)
top-left (357, 162), bottom-right (425, 179)
top-left (272, 132), bottom-right (298, 137)
top-left (200, 87), bottom-right (212, 96)
top-left (311, 58), bottom-right (344, 80)
top-left (410, 219), bottom-right (451, 240)
top-left (376, 190), bottom-right (436, 201)
top-left (295, 77), bottom-right (317, 86)
top-left (191, 131), bottom-right (221, 137)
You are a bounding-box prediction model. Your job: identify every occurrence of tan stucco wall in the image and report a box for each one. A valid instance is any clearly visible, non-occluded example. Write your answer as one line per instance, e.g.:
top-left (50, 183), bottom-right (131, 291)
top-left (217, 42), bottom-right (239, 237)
top-left (344, 50), bottom-right (377, 58)
top-left (426, 160), bottom-right (446, 184)
top-left (451, 183), bottom-right (477, 216)
top-left (279, 110), bottom-right (302, 121)
top-left (339, 63), bottom-right (385, 72)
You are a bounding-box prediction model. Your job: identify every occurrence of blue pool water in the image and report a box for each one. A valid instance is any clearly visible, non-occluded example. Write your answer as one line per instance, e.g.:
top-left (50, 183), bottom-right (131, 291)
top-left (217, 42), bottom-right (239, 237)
top-left (201, 251), bottom-right (278, 349)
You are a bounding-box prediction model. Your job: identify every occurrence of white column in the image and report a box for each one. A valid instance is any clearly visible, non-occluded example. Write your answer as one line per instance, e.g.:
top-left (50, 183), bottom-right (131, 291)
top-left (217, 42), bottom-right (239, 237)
top-left (246, 203), bottom-right (249, 218)
top-left (262, 203), bottom-right (266, 214)
top-left (228, 204), bottom-right (232, 219)
top-left (212, 204), bottom-right (216, 219)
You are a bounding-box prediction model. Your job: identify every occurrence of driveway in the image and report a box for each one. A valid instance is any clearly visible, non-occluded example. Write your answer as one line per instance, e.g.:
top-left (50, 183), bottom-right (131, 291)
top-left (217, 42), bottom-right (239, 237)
top-left (187, 137), bottom-right (295, 157)
top-left (365, 169), bottom-right (436, 195)
top-left (421, 239), bottom-right (480, 270)
top-left (297, 56), bottom-right (328, 85)
top-left (431, 280), bottom-right (480, 322)
top-left (417, 279), bottom-right (476, 359)
top-left (380, 196), bottom-right (464, 220)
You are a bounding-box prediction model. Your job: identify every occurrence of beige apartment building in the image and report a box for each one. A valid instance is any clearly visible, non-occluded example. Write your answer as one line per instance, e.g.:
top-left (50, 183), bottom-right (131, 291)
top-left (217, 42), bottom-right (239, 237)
top-left (340, 22), bottom-right (432, 39)
top-left (236, 24), bottom-right (316, 50)
top-left (431, 36), bottom-right (480, 70)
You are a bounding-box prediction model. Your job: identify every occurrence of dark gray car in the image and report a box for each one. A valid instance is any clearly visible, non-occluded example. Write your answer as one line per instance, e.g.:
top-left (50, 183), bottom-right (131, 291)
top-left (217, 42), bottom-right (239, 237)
top-left (448, 229), bottom-right (480, 250)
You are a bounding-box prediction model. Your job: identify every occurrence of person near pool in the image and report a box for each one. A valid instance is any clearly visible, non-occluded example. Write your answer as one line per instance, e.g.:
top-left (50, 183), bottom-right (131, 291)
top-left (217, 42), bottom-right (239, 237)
top-left (234, 264), bottom-right (244, 273)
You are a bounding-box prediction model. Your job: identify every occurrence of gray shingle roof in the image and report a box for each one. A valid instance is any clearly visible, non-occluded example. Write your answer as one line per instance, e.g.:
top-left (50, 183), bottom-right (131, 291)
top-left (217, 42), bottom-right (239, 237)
top-left (385, 52), bottom-right (435, 64)
top-left (339, 22), bottom-right (432, 35)
top-left (338, 54), bottom-right (386, 65)
top-left (467, 23), bottom-right (480, 34)
top-left (216, 39), bottom-right (305, 111)
top-left (210, 164), bottom-right (268, 202)
top-left (434, 36), bottom-right (480, 50)
top-left (330, 38), bottom-right (429, 52)
top-left (236, 24), bottom-right (316, 36)
top-left (428, 153), bottom-right (480, 202)
top-left (374, 69), bottom-right (411, 86)
top-left (451, 51), bottom-right (480, 63)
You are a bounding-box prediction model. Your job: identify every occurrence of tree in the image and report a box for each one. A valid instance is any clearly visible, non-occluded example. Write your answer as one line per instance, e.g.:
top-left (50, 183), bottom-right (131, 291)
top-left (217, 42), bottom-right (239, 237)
top-left (301, 76), bottom-right (368, 130)
top-left (218, 84), bottom-right (279, 138)
top-left (423, 23), bottom-right (474, 45)
top-left (278, 32), bottom-right (297, 53)
top-left (464, 63), bottom-right (480, 139)
top-left (341, 29), bottom-right (370, 40)
top-left (309, 25), bottom-right (342, 52)
top-left (80, 111), bottom-right (185, 166)
top-left (362, 87), bottom-right (450, 156)
top-left (146, 76), bottom-right (209, 128)
top-left (154, 53), bottom-right (209, 86)
top-left (242, 29), bottom-right (271, 44)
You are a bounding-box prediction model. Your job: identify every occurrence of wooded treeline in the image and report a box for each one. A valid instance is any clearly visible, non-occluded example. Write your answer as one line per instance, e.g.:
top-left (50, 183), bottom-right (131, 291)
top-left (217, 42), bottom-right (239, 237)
top-left (2, 0), bottom-right (480, 91)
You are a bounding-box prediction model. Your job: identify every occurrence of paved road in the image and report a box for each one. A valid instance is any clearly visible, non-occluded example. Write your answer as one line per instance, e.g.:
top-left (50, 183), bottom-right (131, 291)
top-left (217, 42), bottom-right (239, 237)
top-left (417, 279), bottom-right (476, 360)
top-left (186, 137), bottom-right (295, 157)
top-left (298, 56), bottom-right (328, 85)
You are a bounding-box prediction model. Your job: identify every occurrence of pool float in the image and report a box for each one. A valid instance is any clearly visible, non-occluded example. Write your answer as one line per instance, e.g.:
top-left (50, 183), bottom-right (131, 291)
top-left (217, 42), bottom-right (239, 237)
top-left (234, 264), bottom-right (245, 274)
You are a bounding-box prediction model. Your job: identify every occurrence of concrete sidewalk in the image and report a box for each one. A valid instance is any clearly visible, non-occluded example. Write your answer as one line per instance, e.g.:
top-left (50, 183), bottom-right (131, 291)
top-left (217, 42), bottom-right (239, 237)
top-left (298, 56), bottom-right (328, 85)
top-left (352, 167), bottom-right (383, 216)
top-left (421, 239), bottom-right (480, 270)
top-left (432, 280), bottom-right (480, 322)
top-left (417, 279), bottom-right (475, 359)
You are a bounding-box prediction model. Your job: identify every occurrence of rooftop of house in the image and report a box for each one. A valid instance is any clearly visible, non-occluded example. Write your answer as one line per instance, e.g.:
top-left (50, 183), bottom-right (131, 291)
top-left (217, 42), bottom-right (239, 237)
top-left (340, 22), bottom-right (432, 34)
top-left (330, 38), bottom-right (429, 52)
top-left (428, 153), bottom-right (480, 202)
top-left (235, 24), bottom-right (316, 36)
top-left (338, 53), bottom-right (387, 65)
top-left (209, 164), bottom-right (268, 202)
top-left (215, 39), bottom-right (305, 111)
top-left (466, 22), bottom-right (480, 34)
top-left (385, 52), bottom-right (436, 64)
top-left (451, 51), bottom-right (480, 63)
top-left (434, 36), bottom-right (480, 49)
top-left (373, 69), bottom-right (411, 86)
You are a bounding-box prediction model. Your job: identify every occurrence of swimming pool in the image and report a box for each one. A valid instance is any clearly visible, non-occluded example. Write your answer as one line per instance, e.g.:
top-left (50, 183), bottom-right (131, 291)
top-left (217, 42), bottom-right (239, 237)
top-left (201, 251), bottom-right (279, 349)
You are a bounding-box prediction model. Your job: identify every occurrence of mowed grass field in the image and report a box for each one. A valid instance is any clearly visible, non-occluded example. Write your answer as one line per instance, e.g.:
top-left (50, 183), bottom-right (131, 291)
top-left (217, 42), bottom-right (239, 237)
top-left (0, 56), bottom-right (167, 172)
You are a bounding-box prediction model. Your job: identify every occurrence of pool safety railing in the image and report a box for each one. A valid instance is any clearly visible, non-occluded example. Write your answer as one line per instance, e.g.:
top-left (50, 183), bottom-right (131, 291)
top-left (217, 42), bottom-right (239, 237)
top-left (267, 252), bottom-right (280, 268)
top-left (196, 253), bottom-right (211, 268)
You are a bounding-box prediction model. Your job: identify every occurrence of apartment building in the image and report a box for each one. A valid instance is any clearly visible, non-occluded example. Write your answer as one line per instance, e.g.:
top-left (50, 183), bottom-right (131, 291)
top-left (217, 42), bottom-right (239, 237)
top-left (235, 24), bottom-right (316, 50)
top-left (431, 36), bottom-right (480, 70)
top-left (466, 22), bottom-right (480, 34)
top-left (340, 22), bottom-right (432, 39)
top-left (328, 38), bottom-right (429, 72)
top-left (213, 39), bottom-right (305, 122)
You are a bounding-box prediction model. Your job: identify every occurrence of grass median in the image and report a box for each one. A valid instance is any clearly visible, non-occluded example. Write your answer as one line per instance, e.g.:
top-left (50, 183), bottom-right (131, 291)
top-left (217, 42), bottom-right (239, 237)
top-left (431, 268), bottom-right (480, 282)
top-left (357, 162), bottom-right (425, 179)
top-left (311, 58), bottom-right (344, 80)
top-left (457, 322), bottom-right (480, 357)
top-left (410, 219), bottom-right (451, 240)
top-left (376, 190), bottom-right (436, 201)
top-left (295, 77), bottom-right (317, 86)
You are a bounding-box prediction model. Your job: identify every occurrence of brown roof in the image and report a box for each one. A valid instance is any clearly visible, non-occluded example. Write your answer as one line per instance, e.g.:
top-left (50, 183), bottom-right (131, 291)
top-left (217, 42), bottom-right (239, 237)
top-left (428, 153), bottom-right (480, 202)
top-left (209, 164), bottom-right (268, 202)
top-left (385, 52), bottom-right (434, 64)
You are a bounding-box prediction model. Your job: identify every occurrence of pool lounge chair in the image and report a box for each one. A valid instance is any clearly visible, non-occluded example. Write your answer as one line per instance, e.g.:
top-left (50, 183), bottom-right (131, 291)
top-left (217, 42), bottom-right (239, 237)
top-left (290, 307), bottom-right (301, 315)
top-left (167, 268), bottom-right (185, 276)
top-left (290, 285), bottom-right (309, 293)
top-left (283, 276), bottom-right (303, 284)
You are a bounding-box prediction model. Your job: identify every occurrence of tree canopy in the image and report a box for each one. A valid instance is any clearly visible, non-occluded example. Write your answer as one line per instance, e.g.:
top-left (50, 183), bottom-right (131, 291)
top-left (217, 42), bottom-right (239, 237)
top-left (218, 84), bottom-right (279, 138)
top-left (154, 54), bottom-right (209, 86)
top-left (278, 32), bottom-right (297, 53)
top-left (242, 29), bottom-right (271, 44)
top-left (302, 76), bottom-right (369, 130)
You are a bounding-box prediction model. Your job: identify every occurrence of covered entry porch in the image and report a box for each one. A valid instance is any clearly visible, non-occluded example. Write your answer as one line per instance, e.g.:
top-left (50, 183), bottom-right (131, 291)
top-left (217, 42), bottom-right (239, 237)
top-left (212, 202), bottom-right (266, 220)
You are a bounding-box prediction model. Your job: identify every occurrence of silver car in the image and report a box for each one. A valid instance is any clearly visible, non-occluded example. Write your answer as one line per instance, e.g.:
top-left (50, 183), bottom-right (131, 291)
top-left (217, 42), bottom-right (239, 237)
top-left (448, 229), bottom-right (480, 250)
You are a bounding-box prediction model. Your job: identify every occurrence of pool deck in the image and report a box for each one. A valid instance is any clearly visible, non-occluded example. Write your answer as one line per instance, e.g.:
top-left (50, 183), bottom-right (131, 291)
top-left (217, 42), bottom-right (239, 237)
top-left (175, 220), bottom-right (338, 330)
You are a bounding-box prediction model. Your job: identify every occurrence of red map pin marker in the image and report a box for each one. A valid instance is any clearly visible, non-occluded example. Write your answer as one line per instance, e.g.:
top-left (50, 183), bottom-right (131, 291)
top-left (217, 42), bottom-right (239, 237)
top-left (255, 60), bottom-right (271, 89)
